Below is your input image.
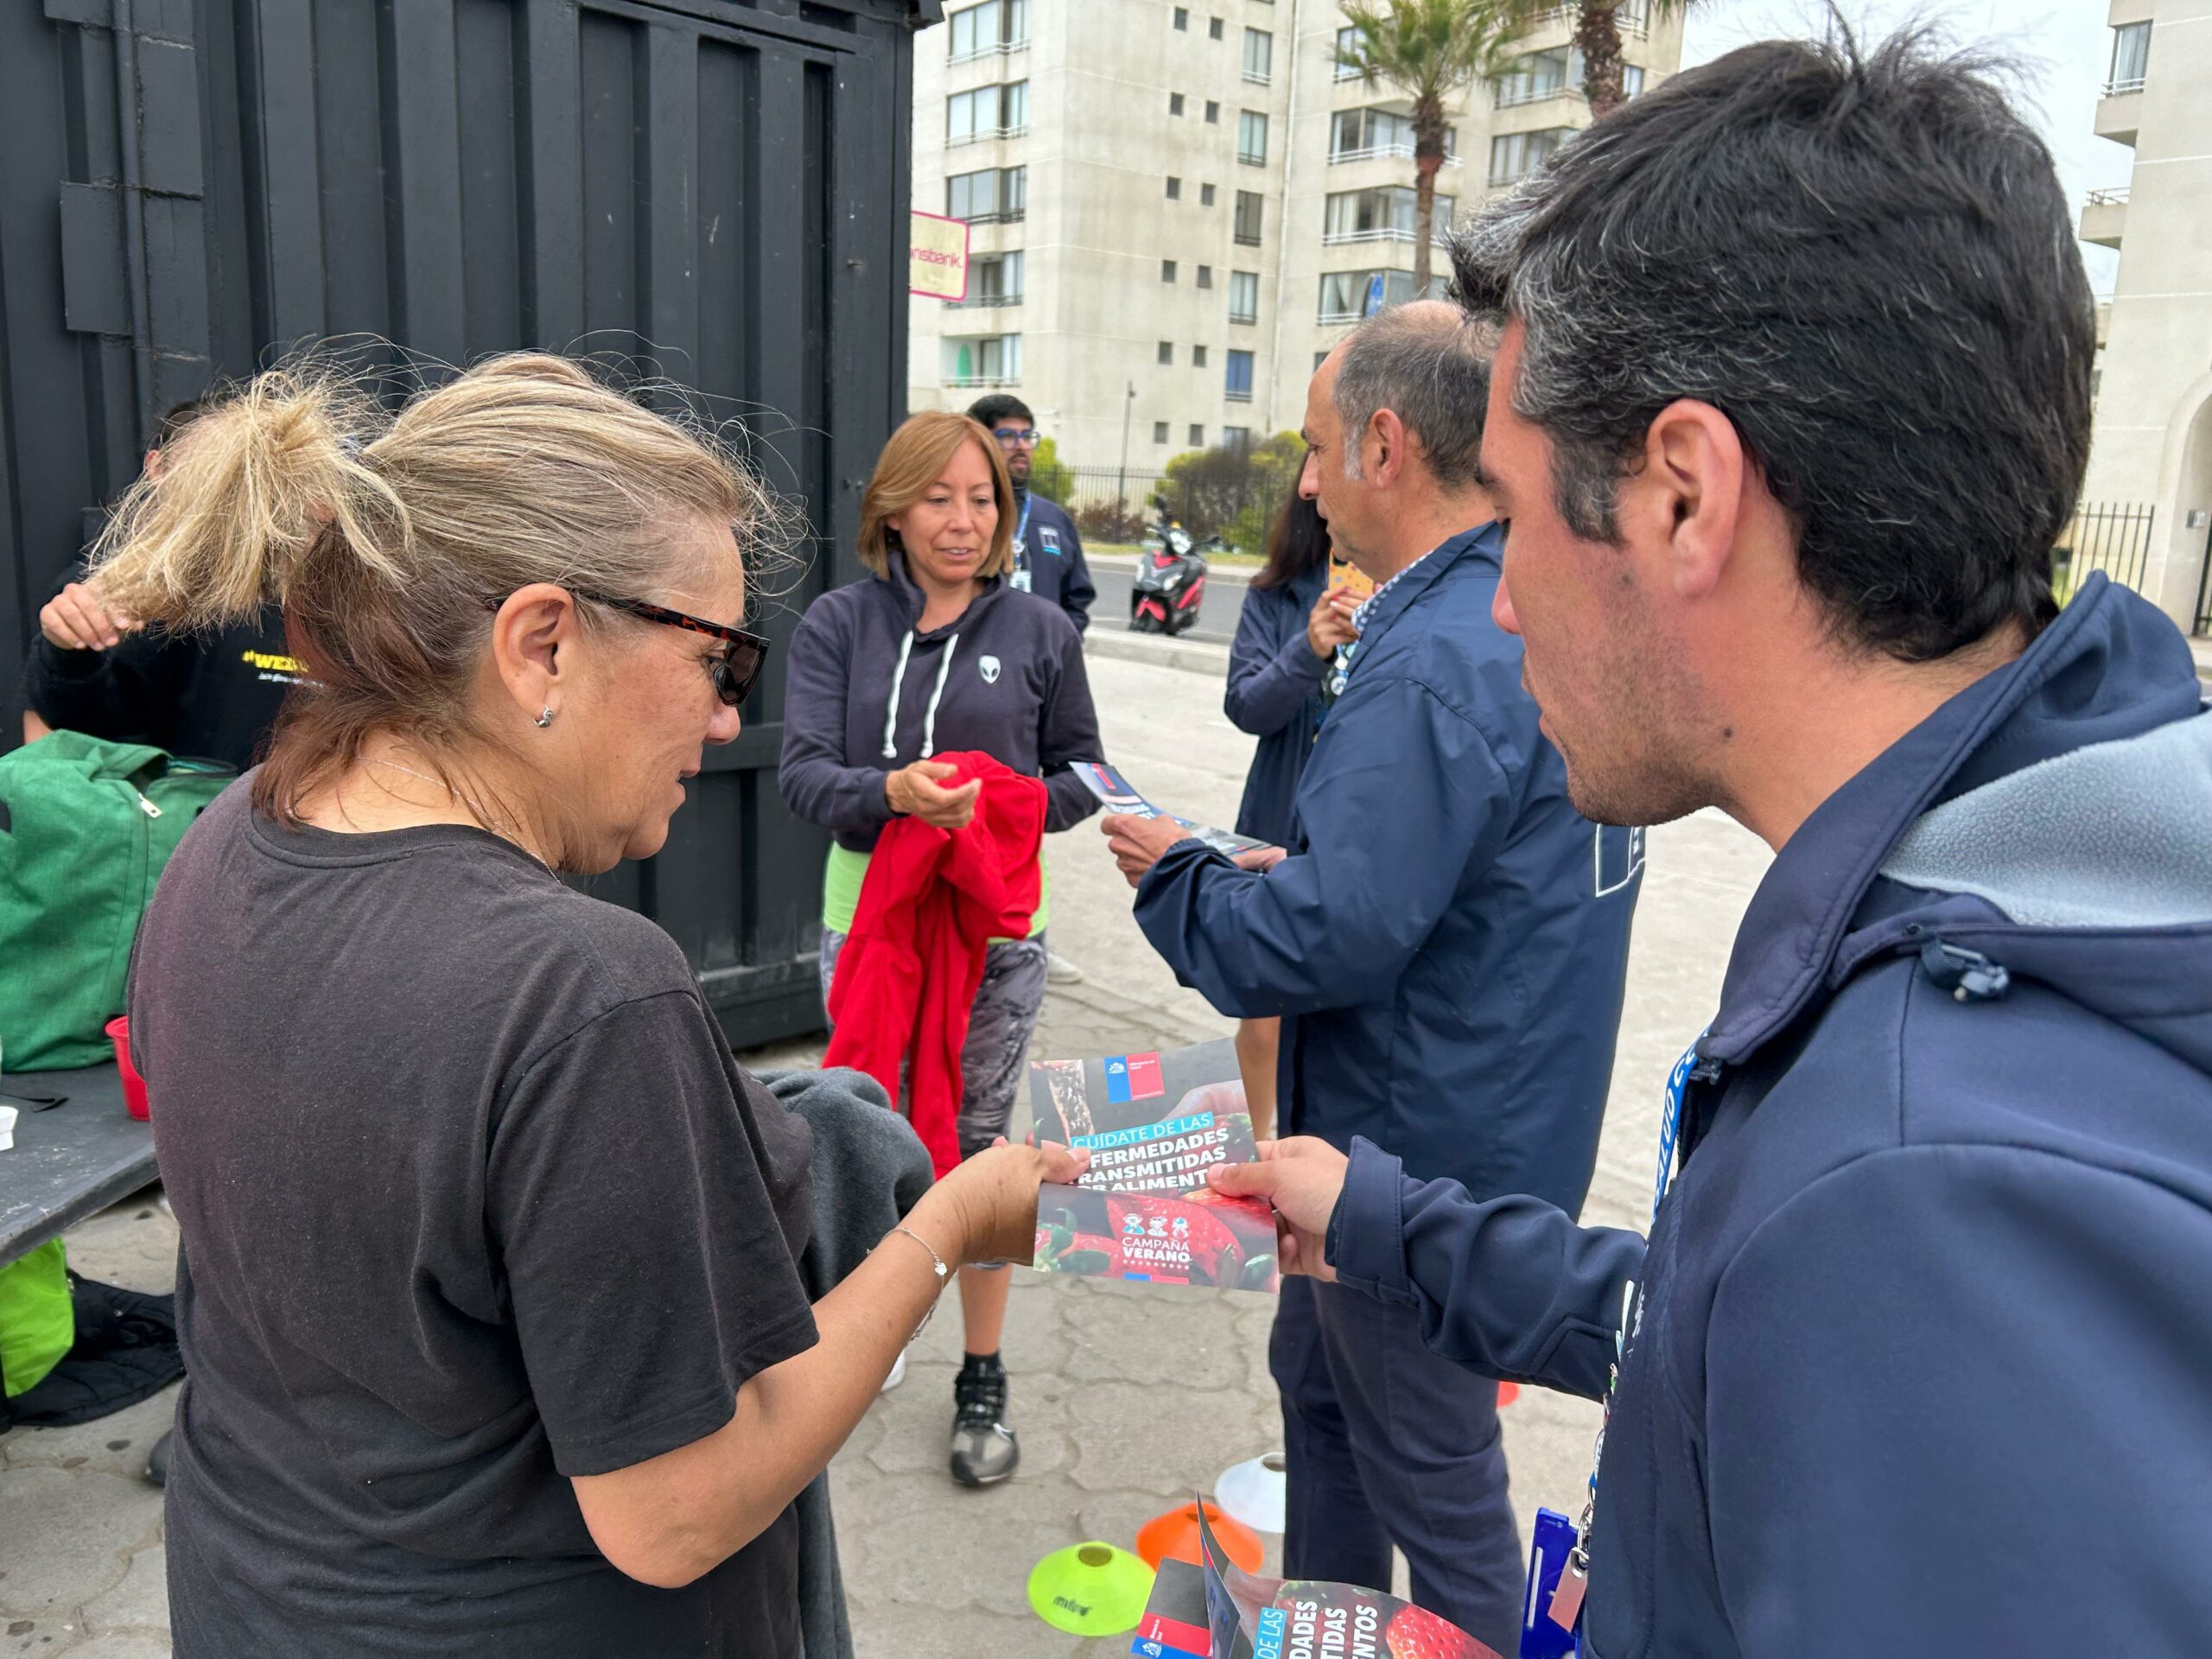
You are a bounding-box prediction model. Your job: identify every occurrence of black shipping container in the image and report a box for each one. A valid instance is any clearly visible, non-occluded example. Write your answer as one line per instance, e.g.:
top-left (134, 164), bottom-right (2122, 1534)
top-left (1, 0), bottom-right (936, 1046)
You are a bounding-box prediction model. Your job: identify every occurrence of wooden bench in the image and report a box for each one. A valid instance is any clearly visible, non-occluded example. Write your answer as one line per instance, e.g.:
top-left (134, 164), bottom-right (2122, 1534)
top-left (0, 1064), bottom-right (157, 1266)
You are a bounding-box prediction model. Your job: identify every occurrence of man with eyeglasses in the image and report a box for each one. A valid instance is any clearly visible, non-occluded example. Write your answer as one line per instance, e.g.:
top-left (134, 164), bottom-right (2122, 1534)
top-left (967, 395), bottom-right (1096, 636)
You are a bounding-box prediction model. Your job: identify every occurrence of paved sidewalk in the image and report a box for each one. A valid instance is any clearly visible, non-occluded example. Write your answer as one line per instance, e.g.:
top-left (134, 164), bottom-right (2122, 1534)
top-left (0, 651), bottom-right (1770, 1657)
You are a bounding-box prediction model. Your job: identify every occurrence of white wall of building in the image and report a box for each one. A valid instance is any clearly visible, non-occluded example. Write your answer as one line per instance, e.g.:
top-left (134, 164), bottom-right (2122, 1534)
top-left (910, 0), bottom-right (1682, 480)
top-left (2080, 0), bottom-right (2212, 630)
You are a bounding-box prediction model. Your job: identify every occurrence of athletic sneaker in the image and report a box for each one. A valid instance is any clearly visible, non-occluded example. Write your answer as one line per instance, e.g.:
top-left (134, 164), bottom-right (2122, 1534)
top-left (950, 1355), bottom-right (1020, 1486)
top-left (880, 1350), bottom-right (906, 1394)
top-left (1045, 950), bottom-right (1085, 985)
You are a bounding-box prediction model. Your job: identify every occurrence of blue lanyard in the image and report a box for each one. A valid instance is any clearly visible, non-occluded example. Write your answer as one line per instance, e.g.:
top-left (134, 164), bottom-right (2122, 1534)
top-left (1014, 493), bottom-right (1033, 564)
top-left (1562, 1032), bottom-right (1710, 1603)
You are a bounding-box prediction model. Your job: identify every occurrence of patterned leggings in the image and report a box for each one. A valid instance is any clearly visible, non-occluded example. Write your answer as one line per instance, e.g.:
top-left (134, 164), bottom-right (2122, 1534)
top-left (817, 927), bottom-right (1049, 1162)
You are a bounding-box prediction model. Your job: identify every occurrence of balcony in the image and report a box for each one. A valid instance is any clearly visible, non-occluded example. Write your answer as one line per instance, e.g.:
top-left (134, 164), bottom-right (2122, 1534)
top-left (1329, 143), bottom-right (1460, 167)
top-left (2080, 186), bottom-right (2128, 250)
top-left (950, 40), bottom-right (1028, 67)
top-left (1321, 226), bottom-right (1450, 248)
top-left (1529, 3), bottom-right (1645, 38)
top-left (2094, 87), bottom-right (2141, 146)
top-left (948, 124), bottom-right (1027, 150)
top-left (943, 374), bottom-right (1020, 389)
top-left (944, 292), bottom-right (1025, 309)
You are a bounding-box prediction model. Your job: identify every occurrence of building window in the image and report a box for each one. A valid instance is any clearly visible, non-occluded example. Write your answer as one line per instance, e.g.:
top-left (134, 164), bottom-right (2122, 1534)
top-left (1222, 425), bottom-right (1251, 454)
top-left (1173, 5), bottom-right (1188, 27)
top-left (1196, 264), bottom-right (1213, 289)
top-left (1334, 24), bottom-right (1364, 81)
top-left (1493, 47), bottom-right (1580, 108)
top-left (942, 333), bottom-right (1021, 387)
top-left (948, 0), bottom-right (1029, 63)
top-left (1330, 106), bottom-right (1452, 163)
top-left (1205, 99), bottom-right (1221, 124)
top-left (947, 165), bottom-right (1026, 223)
top-left (1313, 349), bottom-right (1329, 372)
top-left (1224, 349), bottom-right (1254, 403)
top-left (1200, 182), bottom-right (1217, 206)
top-left (947, 80), bottom-right (1027, 145)
top-left (1208, 16), bottom-right (1223, 41)
top-left (1318, 269), bottom-right (1414, 323)
top-left (1161, 259), bottom-right (1178, 283)
top-left (1159, 340), bottom-right (1175, 365)
top-left (1154, 420), bottom-right (1171, 443)
top-left (1228, 270), bottom-right (1259, 324)
top-left (1488, 127), bottom-right (1571, 188)
top-left (1234, 190), bottom-right (1263, 245)
top-left (1323, 186), bottom-right (1453, 245)
top-left (1170, 91), bottom-right (1185, 116)
top-left (1237, 110), bottom-right (1268, 167)
top-left (1622, 65), bottom-right (1645, 99)
top-left (2108, 21), bottom-right (2150, 93)
top-left (1190, 423), bottom-right (1205, 447)
top-left (1166, 175), bottom-right (1183, 200)
top-left (1192, 344), bottom-right (1209, 368)
top-left (949, 249), bottom-right (1024, 308)
top-left (1242, 28), bottom-right (1272, 84)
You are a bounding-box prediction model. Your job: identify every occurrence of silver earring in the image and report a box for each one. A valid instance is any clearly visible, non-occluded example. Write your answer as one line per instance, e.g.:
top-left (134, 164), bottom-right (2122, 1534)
top-left (535, 706), bottom-right (554, 729)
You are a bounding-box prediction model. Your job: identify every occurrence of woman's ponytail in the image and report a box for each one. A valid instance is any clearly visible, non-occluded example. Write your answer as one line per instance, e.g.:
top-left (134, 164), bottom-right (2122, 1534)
top-left (86, 368), bottom-right (408, 631)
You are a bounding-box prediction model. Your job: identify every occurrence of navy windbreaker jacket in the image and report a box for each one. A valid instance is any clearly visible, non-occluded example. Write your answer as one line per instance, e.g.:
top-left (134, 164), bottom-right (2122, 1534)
top-left (1326, 575), bottom-right (2212, 1656)
top-left (1224, 562), bottom-right (1330, 846)
top-left (1135, 523), bottom-right (1643, 1214)
top-left (1011, 490), bottom-right (1096, 632)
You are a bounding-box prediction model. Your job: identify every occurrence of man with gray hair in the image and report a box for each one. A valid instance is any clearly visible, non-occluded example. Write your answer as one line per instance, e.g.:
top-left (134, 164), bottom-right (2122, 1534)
top-left (1102, 300), bottom-right (1643, 1649)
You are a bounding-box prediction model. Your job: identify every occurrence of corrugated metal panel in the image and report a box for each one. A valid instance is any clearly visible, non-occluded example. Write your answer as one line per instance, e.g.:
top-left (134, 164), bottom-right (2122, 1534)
top-left (0, 0), bottom-right (924, 1046)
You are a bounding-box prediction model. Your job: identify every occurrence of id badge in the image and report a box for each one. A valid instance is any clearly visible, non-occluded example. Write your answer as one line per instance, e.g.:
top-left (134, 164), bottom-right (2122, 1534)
top-left (1012, 539), bottom-right (1033, 592)
top-left (1011, 569), bottom-right (1033, 593)
top-left (1521, 1509), bottom-right (1582, 1657)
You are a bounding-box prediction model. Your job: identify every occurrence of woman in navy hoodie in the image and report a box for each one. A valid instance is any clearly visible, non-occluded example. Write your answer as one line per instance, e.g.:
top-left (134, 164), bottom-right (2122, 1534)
top-left (779, 411), bottom-right (1101, 1489)
top-left (1220, 492), bottom-right (1357, 1134)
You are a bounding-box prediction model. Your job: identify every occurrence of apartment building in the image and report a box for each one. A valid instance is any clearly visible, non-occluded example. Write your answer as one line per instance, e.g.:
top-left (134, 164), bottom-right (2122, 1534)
top-left (2078, 0), bottom-right (2212, 633)
top-left (907, 1), bottom-right (1683, 473)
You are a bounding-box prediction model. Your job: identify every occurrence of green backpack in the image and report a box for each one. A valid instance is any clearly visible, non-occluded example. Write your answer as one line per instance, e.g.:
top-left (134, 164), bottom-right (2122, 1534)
top-left (0, 730), bottom-right (234, 1071)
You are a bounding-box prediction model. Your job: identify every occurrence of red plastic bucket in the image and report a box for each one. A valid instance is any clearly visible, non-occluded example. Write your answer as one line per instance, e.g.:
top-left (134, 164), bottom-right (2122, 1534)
top-left (105, 1016), bottom-right (149, 1121)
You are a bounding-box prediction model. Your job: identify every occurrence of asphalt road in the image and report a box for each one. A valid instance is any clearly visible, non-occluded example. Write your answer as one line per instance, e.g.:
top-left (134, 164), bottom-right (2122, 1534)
top-left (1088, 561), bottom-right (1249, 644)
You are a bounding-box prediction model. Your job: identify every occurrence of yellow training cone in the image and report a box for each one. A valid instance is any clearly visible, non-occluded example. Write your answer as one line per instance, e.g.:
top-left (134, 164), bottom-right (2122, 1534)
top-left (1026, 1540), bottom-right (1155, 1636)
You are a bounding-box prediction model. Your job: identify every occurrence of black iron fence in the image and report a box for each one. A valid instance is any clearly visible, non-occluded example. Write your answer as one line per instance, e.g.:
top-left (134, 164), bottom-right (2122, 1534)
top-left (2054, 502), bottom-right (2156, 601)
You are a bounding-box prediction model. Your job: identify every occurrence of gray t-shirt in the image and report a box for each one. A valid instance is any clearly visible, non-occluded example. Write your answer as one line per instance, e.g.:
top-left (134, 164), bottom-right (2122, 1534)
top-left (131, 782), bottom-right (817, 1656)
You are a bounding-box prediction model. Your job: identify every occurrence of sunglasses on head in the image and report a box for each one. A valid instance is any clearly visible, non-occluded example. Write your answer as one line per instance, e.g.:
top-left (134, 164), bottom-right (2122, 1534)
top-left (991, 426), bottom-right (1041, 447)
top-left (481, 590), bottom-right (771, 709)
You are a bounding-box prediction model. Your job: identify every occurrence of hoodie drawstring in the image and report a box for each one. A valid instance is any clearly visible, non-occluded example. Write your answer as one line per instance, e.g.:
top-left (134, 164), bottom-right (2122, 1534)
top-left (920, 634), bottom-right (958, 759)
top-left (880, 630), bottom-right (917, 760)
top-left (881, 629), bottom-right (961, 761)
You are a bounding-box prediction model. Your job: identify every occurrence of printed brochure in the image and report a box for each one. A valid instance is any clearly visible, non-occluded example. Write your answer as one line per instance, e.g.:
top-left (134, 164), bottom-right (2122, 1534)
top-left (1131, 1505), bottom-right (1505, 1659)
top-left (1030, 1040), bottom-right (1278, 1294)
top-left (1072, 761), bottom-right (1270, 859)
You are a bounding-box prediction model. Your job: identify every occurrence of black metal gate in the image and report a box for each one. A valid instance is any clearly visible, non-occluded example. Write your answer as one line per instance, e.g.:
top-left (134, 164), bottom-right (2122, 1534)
top-left (2, 0), bottom-right (931, 1046)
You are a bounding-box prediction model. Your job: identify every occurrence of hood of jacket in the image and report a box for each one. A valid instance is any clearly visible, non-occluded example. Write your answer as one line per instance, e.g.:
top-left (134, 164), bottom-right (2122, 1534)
top-left (1706, 575), bottom-right (2212, 1080)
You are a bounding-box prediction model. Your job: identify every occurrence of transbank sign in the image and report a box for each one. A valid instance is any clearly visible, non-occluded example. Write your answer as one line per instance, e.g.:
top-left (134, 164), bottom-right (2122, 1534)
top-left (1102, 1052), bottom-right (1166, 1105)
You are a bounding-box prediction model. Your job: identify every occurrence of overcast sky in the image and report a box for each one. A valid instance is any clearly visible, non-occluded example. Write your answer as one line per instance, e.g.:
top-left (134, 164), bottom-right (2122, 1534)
top-left (1679, 1), bottom-right (2127, 295)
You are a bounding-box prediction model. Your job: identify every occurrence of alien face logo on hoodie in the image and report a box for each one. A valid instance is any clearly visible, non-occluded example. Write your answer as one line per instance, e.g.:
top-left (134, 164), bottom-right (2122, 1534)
top-left (980, 654), bottom-right (1002, 686)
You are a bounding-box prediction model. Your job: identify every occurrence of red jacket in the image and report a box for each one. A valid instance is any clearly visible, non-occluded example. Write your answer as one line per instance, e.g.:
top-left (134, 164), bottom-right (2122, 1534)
top-left (824, 752), bottom-right (1046, 1176)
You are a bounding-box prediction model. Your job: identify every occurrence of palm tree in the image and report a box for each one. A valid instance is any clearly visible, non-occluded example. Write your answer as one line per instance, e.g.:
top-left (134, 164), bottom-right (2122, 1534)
top-left (1576, 1), bottom-right (1701, 119)
top-left (1332, 0), bottom-right (1532, 301)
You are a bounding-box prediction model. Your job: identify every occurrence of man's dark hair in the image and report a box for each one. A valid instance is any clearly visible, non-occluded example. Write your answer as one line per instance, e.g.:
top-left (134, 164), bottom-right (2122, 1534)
top-left (156, 396), bottom-right (217, 449)
top-left (1452, 24), bottom-right (2094, 662)
top-left (1332, 302), bottom-right (1491, 493)
top-left (966, 393), bottom-right (1033, 432)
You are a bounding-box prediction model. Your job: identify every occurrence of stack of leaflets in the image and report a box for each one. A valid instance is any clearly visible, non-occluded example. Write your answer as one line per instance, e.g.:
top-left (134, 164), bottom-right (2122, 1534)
top-left (1072, 761), bottom-right (1270, 860)
top-left (1134, 1503), bottom-right (1503, 1659)
top-left (1029, 1040), bottom-right (1279, 1294)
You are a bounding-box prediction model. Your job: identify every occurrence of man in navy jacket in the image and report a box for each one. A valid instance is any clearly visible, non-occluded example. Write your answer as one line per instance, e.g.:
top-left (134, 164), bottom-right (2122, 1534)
top-left (1214, 30), bottom-right (2212, 1657)
top-left (967, 394), bottom-right (1095, 632)
top-left (1104, 302), bottom-right (1642, 1653)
